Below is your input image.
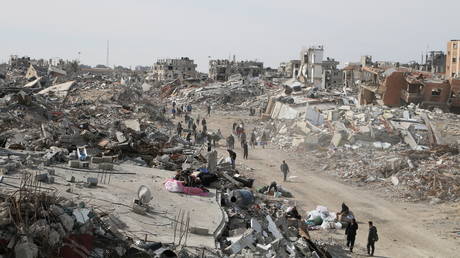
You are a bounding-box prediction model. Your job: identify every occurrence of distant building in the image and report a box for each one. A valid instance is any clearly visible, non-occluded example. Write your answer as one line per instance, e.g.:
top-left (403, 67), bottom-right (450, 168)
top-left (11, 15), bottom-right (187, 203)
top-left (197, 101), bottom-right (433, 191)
top-left (446, 40), bottom-right (460, 78)
top-left (153, 57), bottom-right (197, 81)
top-left (209, 59), bottom-right (232, 81)
top-left (424, 51), bottom-right (445, 73)
top-left (208, 59), bottom-right (263, 81)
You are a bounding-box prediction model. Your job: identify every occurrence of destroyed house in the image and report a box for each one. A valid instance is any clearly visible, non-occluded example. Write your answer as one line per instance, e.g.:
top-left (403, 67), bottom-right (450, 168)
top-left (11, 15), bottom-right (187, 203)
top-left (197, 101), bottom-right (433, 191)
top-left (153, 57), bottom-right (198, 81)
top-left (360, 68), bottom-right (460, 112)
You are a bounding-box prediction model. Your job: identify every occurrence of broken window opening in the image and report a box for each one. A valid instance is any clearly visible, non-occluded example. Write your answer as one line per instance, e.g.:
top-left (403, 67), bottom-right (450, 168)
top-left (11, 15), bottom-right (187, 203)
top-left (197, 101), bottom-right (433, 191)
top-left (431, 88), bottom-right (442, 96)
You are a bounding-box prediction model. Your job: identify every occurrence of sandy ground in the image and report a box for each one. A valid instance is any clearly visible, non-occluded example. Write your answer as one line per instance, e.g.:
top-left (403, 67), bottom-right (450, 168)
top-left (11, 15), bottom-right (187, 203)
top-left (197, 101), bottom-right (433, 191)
top-left (185, 108), bottom-right (460, 258)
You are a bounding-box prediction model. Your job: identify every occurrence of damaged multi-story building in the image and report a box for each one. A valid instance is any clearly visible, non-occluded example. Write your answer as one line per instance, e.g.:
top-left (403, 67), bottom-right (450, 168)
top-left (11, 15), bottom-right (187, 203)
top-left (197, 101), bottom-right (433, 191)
top-left (321, 57), bottom-right (342, 89)
top-left (152, 57), bottom-right (198, 81)
top-left (446, 40), bottom-right (460, 78)
top-left (296, 46), bottom-right (342, 89)
top-left (298, 46), bottom-right (324, 87)
top-left (208, 58), bottom-right (264, 81)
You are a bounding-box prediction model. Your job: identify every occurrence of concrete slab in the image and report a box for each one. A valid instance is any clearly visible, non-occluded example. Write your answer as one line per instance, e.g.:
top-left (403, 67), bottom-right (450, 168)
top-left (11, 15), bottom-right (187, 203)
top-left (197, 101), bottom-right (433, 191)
top-left (10, 164), bottom-right (223, 248)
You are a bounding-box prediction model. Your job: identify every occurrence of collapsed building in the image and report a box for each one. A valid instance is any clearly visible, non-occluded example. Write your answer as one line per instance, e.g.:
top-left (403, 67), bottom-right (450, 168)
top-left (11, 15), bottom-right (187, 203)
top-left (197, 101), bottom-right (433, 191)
top-left (209, 59), bottom-right (264, 81)
top-left (358, 67), bottom-right (460, 112)
top-left (278, 60), bottom-right (301, 79)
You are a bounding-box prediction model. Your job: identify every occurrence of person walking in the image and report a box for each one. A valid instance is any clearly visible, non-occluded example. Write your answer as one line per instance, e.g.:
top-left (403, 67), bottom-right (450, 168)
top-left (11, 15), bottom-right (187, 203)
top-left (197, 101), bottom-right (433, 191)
top-left (243, 141), bottom-right (248, 159)
top-left (280, 160), bottom-right (289, 182)
top-left (201, 118), bottom-right (206, 127)
top-left (261, 131), bottom-right (268, 149)
top-left (345, 219), bottom-right (358, 253)
top-left (367, 221), bottom-right (378, 256)
top-left (172, 108), bottom-right (176, 119)
top-left (240, 130), bottom-right (247, 148)
top-left (177, 122), bottom-right (183, 136)
top-left (250, 131), bottom-right (256, 148)
top-left (227, 134), bottom-right (235, 150)
top-left (207, 104), bottom-right (211, 117)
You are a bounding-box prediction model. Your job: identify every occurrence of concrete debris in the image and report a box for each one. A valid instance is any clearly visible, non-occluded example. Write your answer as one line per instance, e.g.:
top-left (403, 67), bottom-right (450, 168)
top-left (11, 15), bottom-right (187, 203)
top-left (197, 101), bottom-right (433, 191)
top-left (257, 93), bottom-right (460, 202)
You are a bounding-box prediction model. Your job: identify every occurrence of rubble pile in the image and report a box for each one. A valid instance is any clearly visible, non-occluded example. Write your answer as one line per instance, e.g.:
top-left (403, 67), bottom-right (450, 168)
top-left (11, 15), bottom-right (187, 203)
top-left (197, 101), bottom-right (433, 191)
top-left (218, 193), bottom-right (333, 257)
top-left (261, 100), bottom-right (460, 202)
top-left (0, 185), bottom-right (180, 257)
top-left (168, 78), bottom-right (267, 110)
top-left (0, 63), bottom-right (176, 166)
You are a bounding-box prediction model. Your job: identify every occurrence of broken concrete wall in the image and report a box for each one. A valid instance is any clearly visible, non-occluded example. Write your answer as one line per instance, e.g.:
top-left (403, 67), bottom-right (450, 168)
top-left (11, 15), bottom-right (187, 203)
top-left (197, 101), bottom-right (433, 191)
top-left (421, 81), bottom-right (451, 107)
top-left (382, 71), bottom-right (406, 107)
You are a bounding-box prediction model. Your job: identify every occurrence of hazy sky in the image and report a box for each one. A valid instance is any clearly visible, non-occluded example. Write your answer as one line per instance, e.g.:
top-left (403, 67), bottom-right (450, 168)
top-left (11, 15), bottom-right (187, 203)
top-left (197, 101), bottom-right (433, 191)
top-left (1, 0), bottom-right (458, 72)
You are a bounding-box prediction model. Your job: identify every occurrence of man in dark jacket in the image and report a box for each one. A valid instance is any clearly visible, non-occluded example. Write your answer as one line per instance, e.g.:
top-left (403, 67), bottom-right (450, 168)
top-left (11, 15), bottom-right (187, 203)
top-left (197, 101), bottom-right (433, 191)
top-left (367, 221), bottom-right (378, 256)
top-left (227, 149), bottom-right (237, 169)
top-left (345, 218), bottom-right (358, 252)
top-left (243, 141), bottom-right (248, 159)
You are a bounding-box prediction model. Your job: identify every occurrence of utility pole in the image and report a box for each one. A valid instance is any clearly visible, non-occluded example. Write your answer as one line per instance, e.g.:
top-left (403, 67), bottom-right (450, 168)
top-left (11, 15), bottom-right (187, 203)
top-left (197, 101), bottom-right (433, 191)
top-left (106, 40), bottom-right (109, 68)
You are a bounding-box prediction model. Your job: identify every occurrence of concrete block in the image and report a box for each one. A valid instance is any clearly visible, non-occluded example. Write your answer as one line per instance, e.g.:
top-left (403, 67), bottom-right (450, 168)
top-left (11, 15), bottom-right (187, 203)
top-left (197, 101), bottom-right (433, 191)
top-left (190, 226), bottom-right (209, 235)
top-left (14, 239), bottom-right (38, 258)
top-left (331, 132), bottom-right (345, 147)
top-left (250, 218), bottom-right (262, 233)
top-left (98, 163), bottom-right (113, 170)
top-left (266, 215), bottom-right (283, 239)
top-left (101, 156), bottom-right (113, 163)
top-left (69, 160), bottom-right (80, 168)
top-left (35, 173), bottom-right (48, 182)
top-left (224, 228), bottom-right (256, 254)
top-left (0, 168), bottom-right (7, 175)
top-left (91, 157), bottom-right (103, 164)
top-left (86, 177), bottom-right (98, 187)
top-left (45, 168), bottom-right (55, 175)
top-left (59, 214), bottom-right (74, 232)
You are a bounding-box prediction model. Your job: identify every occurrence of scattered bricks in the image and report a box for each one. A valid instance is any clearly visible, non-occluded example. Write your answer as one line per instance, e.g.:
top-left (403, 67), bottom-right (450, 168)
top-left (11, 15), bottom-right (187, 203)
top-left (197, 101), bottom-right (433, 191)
top-left (189, 226), bottom-right (209, 235)
top-left (86, 177), bottom-right (98, 187)
top-left (69, 160), bottom-right (80, 168)
top-left (91, 157), bottom-right (103, 164)
top-left (98, 163), bottom-right (114, 170)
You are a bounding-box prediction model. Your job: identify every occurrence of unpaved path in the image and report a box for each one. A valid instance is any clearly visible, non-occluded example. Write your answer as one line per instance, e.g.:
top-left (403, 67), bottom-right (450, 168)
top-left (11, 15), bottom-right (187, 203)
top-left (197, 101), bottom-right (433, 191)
top-left (178, 109), bottom-right (459, 258)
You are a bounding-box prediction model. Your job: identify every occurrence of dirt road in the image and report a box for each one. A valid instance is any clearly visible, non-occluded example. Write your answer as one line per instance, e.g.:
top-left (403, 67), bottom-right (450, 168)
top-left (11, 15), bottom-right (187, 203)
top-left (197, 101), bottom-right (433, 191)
top-left (194, 110), bottom-right (459, 258)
